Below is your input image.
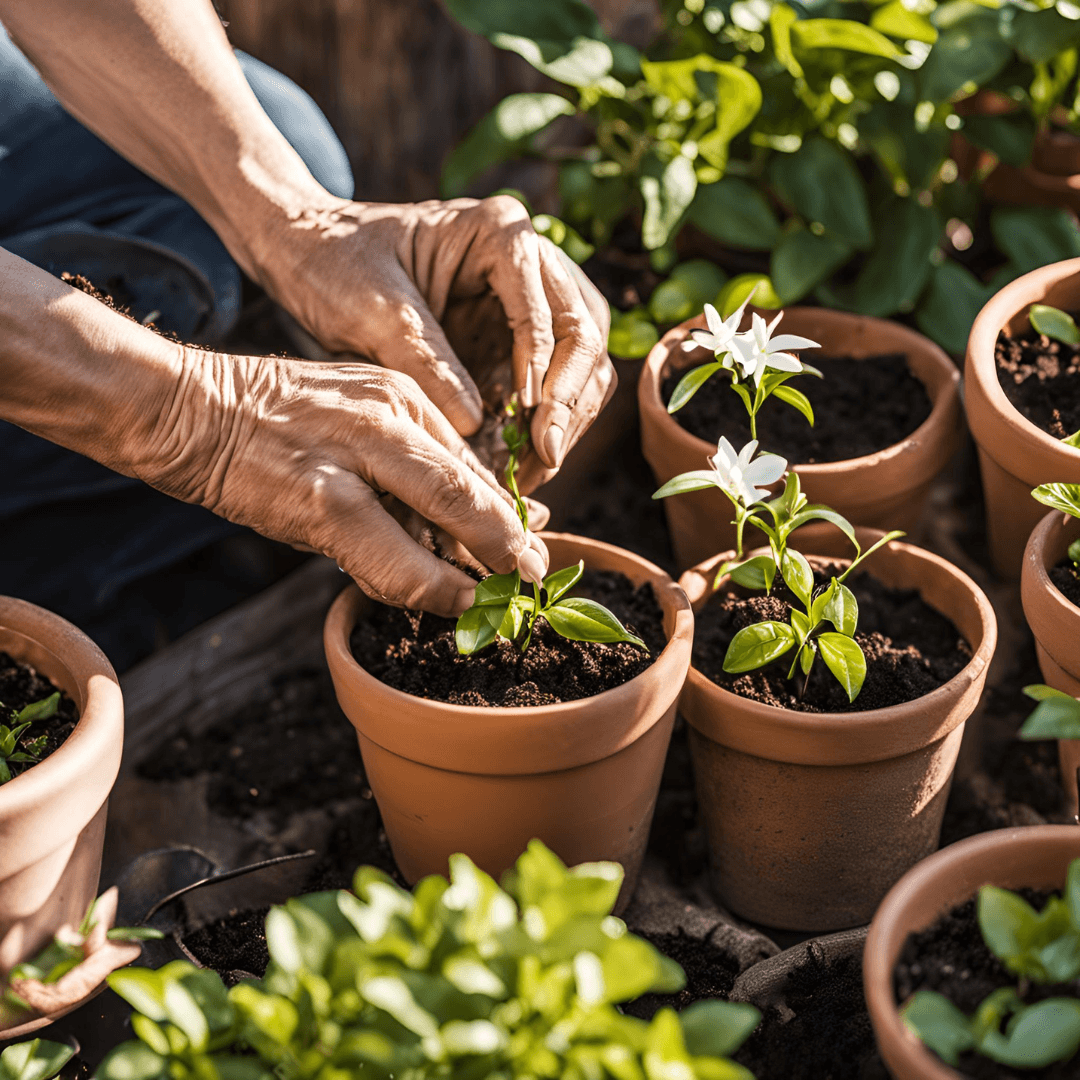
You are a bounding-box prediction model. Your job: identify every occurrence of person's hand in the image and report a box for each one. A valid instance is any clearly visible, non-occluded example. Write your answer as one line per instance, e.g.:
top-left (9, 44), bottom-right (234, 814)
top-left (252, 195), bottom-right (615, 490)
top-left (134, 348), bottom-right (549, 616)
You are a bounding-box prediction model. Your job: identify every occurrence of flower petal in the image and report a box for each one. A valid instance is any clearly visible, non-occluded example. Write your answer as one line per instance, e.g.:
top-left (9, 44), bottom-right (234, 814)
top-left (704, 303), bottom-right (725, 339)
top-left (768, 333), bottom-right (821, 353)
top-left (714, 436), bottom-right (738, 469)
top-left (764, 351), bottom-right (803, 372)
top-left (745, 453), bottom-right (788, 486)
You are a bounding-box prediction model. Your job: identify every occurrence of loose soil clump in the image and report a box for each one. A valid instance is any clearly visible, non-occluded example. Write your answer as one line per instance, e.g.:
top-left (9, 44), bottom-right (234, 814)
top-left (662, 354), bottom-right (931, 464)
top-left (350, 570), bottom-right (666, 707)
top-left (692, 568), bottom-right (969, 713)
top-left (0, 651), bottom-right (78, 777)
top-left (183, 907), bottom-right (270, 986)
top-left (996, 326), bottom-right (1080, 440)
top-left (1051, 558), bottom-right (1080, 609)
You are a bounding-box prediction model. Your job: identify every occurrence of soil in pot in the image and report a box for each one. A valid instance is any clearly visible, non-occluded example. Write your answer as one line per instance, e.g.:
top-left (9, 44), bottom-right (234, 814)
top-left (182, 906), bottom-right (271, 985)
top-left (692, 567), bottom-right (970, 713)
top-left (894, 893), bottom-right (1079, 1079)
top-left (660, 354), bottom-right (932, 464)
top-left (995, 324), bottom-right (1080, 441)
top-left (0, 650), bottom-right (78, 777)
top-left (1051, 558), bottom-right (1080, 608)
top-left (348, 569), bottom-right (667, 707)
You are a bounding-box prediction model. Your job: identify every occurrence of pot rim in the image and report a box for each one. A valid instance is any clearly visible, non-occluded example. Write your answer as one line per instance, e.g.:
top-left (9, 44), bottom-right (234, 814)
top-left (323, 532), bottom-right (694, 775)
top-left (639, 306), bottom-right (961, 479)
top-left (863, 824), bottom-right (1080, 1080)
top-left (677, 537), bottom-right (997, 766)
top-left (1022, 507), bottom-right (1080, 616)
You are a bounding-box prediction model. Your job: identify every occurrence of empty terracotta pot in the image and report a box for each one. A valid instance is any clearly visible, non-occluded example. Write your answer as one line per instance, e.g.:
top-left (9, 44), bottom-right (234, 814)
top-left (639, 308), bottom-right (963, 570)
top-left (864, 825), bottom-right (1080, 1080)
top-left (1021, 508), bottom-right (1080, 814)
top-left (677, 532), bottom-right (996, 931)
top-left (0, 597), bottom-right (123, 976)
top-left (324, 533), bottom-right (693, 904)
top-left (966, 258), bottom-right (1080, 579)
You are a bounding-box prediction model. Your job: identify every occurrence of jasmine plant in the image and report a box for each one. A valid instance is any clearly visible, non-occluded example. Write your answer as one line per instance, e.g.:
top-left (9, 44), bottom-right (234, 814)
top-left (456, 402), bottom-right (644, 655)
top-left (0, 693), bottom-right (59, 785)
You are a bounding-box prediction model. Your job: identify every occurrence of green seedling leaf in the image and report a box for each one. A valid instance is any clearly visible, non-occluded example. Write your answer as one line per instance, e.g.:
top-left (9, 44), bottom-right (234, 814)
top-left (822, 581), bottom-right (859, 637)
top-left (667, 362), bottom-right (727, 413)
top-left (723, 621), bottom-right (797, 673)
top-left (975, 993), bottom-right (1080, 1068)
top-left (1064, 430), bottom-right (1080, 450)
top-left (729, 555), bottom-right (777, 592)
top-left (0, 1040), bottom-right (76, 1080)
top-left (679, 1000), bottom-right (761, 1058)
top-left (12, 694), bottom-right (59, 726)
top-left (455, 605), bottom-right (507, 655)
top-left (107, 927), bottom-right (165, 942)
top-left (810, 579), bottom-right (836, 626)
top-left (1032, 483), bottom-right (1080, 518)
top-left (781, 549), bottom-right (814, 610)
top-left (544, 598), bottom-right (645, 648)
top-left (1030, 304), bottom-right (1080, 346)
top-left (817, 633), bottom-right (867, 702)
top-left (108, 968), bottom-right (169, 1022)
top-left (790, 609), bottom-right (811, 642)
top-left (978, 886), bottom-right (1045, 978)
top-left (543, 561), bottom-right (583, 605)
top-left (901, 991), bottom-right (975, 1066)
top-left (772, 384), bottom-right (815, 427)
top-left (652, 470), bottom-right (720, 499)
top-left (787, 506), bottom-right (858, 550)
top-left (799, 642), bottom-right (815, 676)
top-left (96, 1043), bottom-right (166, 1080)
top-left (1020, 688), bottom-right (1080, 740)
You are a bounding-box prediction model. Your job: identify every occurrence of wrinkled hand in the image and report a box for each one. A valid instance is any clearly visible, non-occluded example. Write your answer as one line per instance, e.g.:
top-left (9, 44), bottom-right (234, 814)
top-left (136, 349), bottom-right (549, 616)
top-left (255, 195), bottom-right (615, 491)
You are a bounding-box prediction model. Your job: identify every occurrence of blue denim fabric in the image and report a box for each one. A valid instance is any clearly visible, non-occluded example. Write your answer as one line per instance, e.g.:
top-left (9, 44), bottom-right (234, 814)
top-left (0, 29), bottom-right (355, 670)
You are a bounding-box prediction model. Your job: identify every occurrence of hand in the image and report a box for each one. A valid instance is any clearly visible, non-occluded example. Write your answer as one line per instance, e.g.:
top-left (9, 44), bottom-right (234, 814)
top-left (253, 195), bottom-right (615, 489)
top-left (135, 348), bottom-right (549, 617)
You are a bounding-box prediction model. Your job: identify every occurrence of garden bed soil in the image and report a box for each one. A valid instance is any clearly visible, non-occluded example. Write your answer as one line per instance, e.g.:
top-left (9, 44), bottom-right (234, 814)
top-left (691, 569), bottom-right (970, 713)
top-left (996, 326), bottom-right (1080, 440)
top-left (348, 569), bottom-right (666, 706)
top-left (0, 651), bottom-right (78, 778)
top-left (1051, 559), bottom-right (1080, 608)
top-left (662, 354), bottom-right (932, 464)
top-left (894, 892), bottom-right (1079, 1079)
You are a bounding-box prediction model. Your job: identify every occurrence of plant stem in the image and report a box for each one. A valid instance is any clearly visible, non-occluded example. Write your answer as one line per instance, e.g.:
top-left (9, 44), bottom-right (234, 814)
top-left (521, 581), bottom-right (542, 652)
top-left (749, 409), bottom-right (758, 441)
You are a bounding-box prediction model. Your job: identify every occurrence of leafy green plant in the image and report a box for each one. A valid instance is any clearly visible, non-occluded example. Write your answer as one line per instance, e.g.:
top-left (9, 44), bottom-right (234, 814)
top-left (100, 841), bottom-right (762, 1080)
top-left (0, 1039), bottom-right (74, 1080)
top-left (902, 857), bottom-right (1080, 1069)
top-left (1032, 482), bottom-right (1080, 559)
top-left (456, 403), bottom-right (644, 655)
top-left (1019, 683), bottom-right (1080, 740)
top-left (0, 693), bottom-right (59, 785)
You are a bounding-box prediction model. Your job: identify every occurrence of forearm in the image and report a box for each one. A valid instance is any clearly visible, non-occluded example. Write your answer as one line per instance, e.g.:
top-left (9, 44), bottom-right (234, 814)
top-left (0, 0), bottom-right (340, 285)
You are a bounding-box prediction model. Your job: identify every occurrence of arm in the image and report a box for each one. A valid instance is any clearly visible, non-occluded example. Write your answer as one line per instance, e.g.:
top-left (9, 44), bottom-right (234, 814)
top-left (0, 0), bottom-right (614, 472)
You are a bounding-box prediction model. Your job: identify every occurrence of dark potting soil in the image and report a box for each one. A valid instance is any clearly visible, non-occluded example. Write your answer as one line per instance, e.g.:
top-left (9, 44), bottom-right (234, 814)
top-left (692, 568), bottom-right (970, 713)
top-left (996, 326), bottom-right (1080, 440)
top-left (182, 906), bottom-right (270, 986)
top-left (349, 569), bottom-right (666, 707)
top-left (661, 353), bottom-right (931, 464)
top-left (894, 893), bottom-right (1080, 1079)
top-left (1051, 558), bottom-right (1080, 609)
top-left (0, 651), bottom-right (78, 778)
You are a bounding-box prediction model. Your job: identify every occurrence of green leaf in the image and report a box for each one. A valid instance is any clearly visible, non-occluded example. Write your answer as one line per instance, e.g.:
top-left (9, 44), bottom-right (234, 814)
top-left (441, 94), bottom-right (575, 197)
top-left (648, 279), bottom-right (698, 325)
top-left (474, 571), bottom-right (521, 606)
top-left (1020, 694), bottom-right (1080, 740)
top-left (667, 362), bottom-right (727, 413)
top-left (772, 384), bottom-right (815, 427)
top-left (901, 991), bottom-right (975, 1066)
top-left (163, 979), bottom-right (210, 1051)
top-left (1032, 482), bottom-right (1080, 518)
top-left (688, 178), bottom-right (782, 251)
top-left (455, 605), bottom-right (505, 655)
top-left (230, 983), bottom-right (299, 1044)
top-left (1008, 7), bottom-right (1080, 65)
top-left (978, 886), bottom-right (1043, 976)
top-left (0, 1041), bottom-right (76, 1080)
top-left (915, 261), bottom-right (994, 356)
top-left (107, 926), bottom-right (165, 941)
top-left (645, 1009), bottom-right (694, 1080)
top-left (12, 694), bottom-right (59, 726)
top-left (822, 581), bottom-right (859, 637)
top-left (791, 609), bottom-right (811, 642)
top-left (723, 621), bottom-right (797, 673)
top-left (652, 470), bottom-right (720, 499)
top-left (771, 227), bottom-right (852, 304)
top-left (95, 1043), bottom-right (167, 1080)
top-left (992, 206), bottom-right (1080, 277)
top-left (641, 155), bottom-right (698, 250)
top-left (107, 967), bottom-right (168, 1022)
top-left (781, 548), bottom-right (814, 609)
top-left (1065, 432), bottom-right (1080, 452)
top-left (769, 137), bottom-right (872, 250)
top-left (608, 306), bottom-right (659, 360)
top-left (729, 555), bottom-right (777, 591)
top-left (918, 15), bottom-right (1011, 103)
top-left (961, 113), bottom-right (1037, 169)
top-left (871, 1), bottom-right (938, 43)
top-left (770, 3), bottom-right (803, 77)
top-left (668, 259), bottom-right (728, 308)
top-left (544, 598), bottom-right (646, 648)
top-left (788, 507), bottom-right (858, 550)
top-left (716, 274), bottom-right (782, 317)
top-left (1030, 304), bottom-right (1080, 346)
top-left (696, 66), bottom-right (763, 173)
top-left (543, 561), bottom-right (583, 605)
top-left (816, 633), bottom-right (867, 702)
top-left (791, 18), bottom-right (902, 57)
top-left (680, 1000), bottom-right (761, 1058)
top-left (977, 996), bottom-right (1080, 1068)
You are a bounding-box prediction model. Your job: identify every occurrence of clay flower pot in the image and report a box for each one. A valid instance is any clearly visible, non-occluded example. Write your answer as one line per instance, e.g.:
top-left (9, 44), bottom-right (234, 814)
top-left (677, 531), bottom-right (997, 931)
top-left (1021, 508), bottom-right (1080, 812)
top-left (639, 308), bottom-right (962, 570)
top-left (864, 825), bottom-right (1080, 1080)
top-left (324, 533), bottom-right (693, 904)
top-left (966, 258), bottom-right (1080, 579)
top-left (0, 599), bottom-right (123, 976)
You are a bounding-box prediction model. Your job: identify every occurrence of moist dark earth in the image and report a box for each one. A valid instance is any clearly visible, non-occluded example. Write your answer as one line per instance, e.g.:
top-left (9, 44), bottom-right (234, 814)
top-left (996, 326), bottom-right (1080, 439)
top-left (349, 569), bottom-right (666, 706)
top-left (662, 353), bottom-right (932, 463)
top-left (1052, 559), bottom-right (1080, 608)
top-left (691, 567), bottom-right (970, 713)
top-left (0, 651), bottom-right (78, 778)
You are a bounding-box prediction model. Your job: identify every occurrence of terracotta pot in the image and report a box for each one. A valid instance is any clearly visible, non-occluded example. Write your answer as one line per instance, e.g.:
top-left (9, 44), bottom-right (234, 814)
top-left (639, 307), bottom-right (963, 570)
top-left (965, 258), bottom-right (1080, 579)
top-left (864, 825), bottom-right (1080, 1080)
top-left (1021, 508), bottom-right (1080, 814)
top-left (324, 533), bottom-right (693, 904)
top-left (0, 598), bottom-right (123, 975)
top-left (677, 531), bottom-right (997, 931)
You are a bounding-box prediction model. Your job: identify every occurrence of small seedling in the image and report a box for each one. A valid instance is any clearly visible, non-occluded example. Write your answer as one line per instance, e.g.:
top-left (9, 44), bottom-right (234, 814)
top-left (1020, 684), bottom-right (1080, 741)
top-left (456, 403), bottom-right (644, 655)
top-left (0, 1039), bottom-right (75, 1080)
top-left (1031, 483), bottom-right (1080, 568)
top-left (668, 299), bottom-right (822, 441)
top-left (1026, 312), bottom-right (1080, 445)
top-left (902, 858), bottom-right (1080, 1069)
top-left (0, 693), bottom-right (59, 785)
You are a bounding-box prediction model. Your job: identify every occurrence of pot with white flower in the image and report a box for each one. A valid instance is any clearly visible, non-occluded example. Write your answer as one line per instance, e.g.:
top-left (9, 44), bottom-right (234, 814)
top-left (639, 299), bottom-right (963, 569)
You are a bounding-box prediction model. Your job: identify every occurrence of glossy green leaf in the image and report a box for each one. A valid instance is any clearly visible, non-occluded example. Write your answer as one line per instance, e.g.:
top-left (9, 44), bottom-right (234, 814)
top-left (543, 561), bottom-right (583, 605)
top-left (781, 548), bottom-right (815, 609)
top-left (723, 621), bottom-right (797, 673)
top-left (668, 259), bottom-right (728, 308)
top-left (918, 15), bottom-right (1011, 103)
top-left (1020, 692), bottom-right (1080, 740)
top-left (822, 581), bottom-right (859, 637)
top-left (771, 227), bottom-right (852, 304)
top-left (129, 1016), bottom-right (170, 1057)
top-left (961, 113), bottom-right (1037, 169)
top-left (729, 555), bottom-right (777, 592)
top-left (163, 979), bottom-right (210, 1051)
top-left (648, 279), bottom-right (698, 325)
top-left (1030, 304), bottom-right (1080, 346)
top-left (455, 605), bottom-right (505, 655)
top-left (901, 991), bottom-right (975, 1066)
top-left (816, 633), bottom-right (867, 701)
top-left (992, 206), bottom-right (1080, 277)
top-left (871, 1), bottom-right (938, 43)
top-left (772, 384), bottom-right (815, 427)
top-left (108, 968), bottom-right (168, 1022)
top-left (608, 307), bottom-right (659, 360)
top-left (688, 178), bottom-right (782, 251)
top-left (915, 261), bottom-right (994, 356)
top-left (107, 926), bottom-right (165, 942)
top-left (716, 274), bottom-right (782, 317)
top-left (791, 608), bottom-right (811, 642)
top-left (1008, 7), bottom-right (1080, 65)
top-left (667, 362), bottom-right (727, 413)
top-left (789, 507), bottom-right (858, 550)
top-left (0, 1041), bottom-right (75, 1080)
top-left (641, 155), bottom-right (697, 250)
top-left (11, 694), bottom-right (59, 726)
top-left (977, 994), bottom-right (1080, 1067)
top-left (978, 886), bottom-right (1045, 977)
top-left (95, 1044), bottom-right (167, 1080)
top-left (1065, 432), bottom-right (1080, 451)
top-left (791, 18), bottom-right (902, 57)
top-left (679, 1000), bottom-right (761, 1058)
top-left (230, 984), bottom-right (299, 1044)
top-left (652, 470), bottom-right (720, 499)
top-left (1032, 482), bottom-right (1080, 518)
top-left (544, 598), bottom-right (646, 648)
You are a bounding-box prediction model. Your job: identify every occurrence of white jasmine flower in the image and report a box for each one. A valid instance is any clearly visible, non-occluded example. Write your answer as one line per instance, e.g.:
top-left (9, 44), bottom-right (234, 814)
top-left (730, 310), bottom-right (821, 386)
top-left (681, 297), bottom-right (752, 363)
top-left (710, 437), bottom-right (787, 506)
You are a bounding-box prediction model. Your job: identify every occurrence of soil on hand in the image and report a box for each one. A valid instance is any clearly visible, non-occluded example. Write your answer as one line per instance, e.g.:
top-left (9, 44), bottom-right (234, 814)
top-left (662, 353), bottom-right (931, 464)
top-left (895, 893), bottom-right (1080, 1079)
top-left (692, 568), bottom-right (970, 713)
top-left (996, 326), bottom-right (1080, 440)
top-left (349, 570), bottom-right (666, 707)
top-left (183, 906), bottom-right (270, 986)
top-left (0, 652), bottom-right (78, 778)
top-left (1051, 558), bottom-right (1080, 608)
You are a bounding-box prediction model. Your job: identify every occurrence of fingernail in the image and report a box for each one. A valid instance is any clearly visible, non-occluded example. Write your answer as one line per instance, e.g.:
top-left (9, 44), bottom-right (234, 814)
top-left (517, 546), bottom-right (547, 586)
top-left (543, 424), bottom-right (566, 467)
top-left (453, 586), bottom-right (476, 616)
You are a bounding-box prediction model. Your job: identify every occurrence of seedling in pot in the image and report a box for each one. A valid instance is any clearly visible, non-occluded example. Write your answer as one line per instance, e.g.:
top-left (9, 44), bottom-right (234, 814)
top-left (902, 857), bottom-right (1080, 1070)
top-left (1031, 483), bottom-right (1080, 568)
top-left (1027, 311), bottom-right (1080, 446)
top-left (0, 692), bottom-right (59, 784)
top-left (456, 402), bottom-right (644, 655)
top-left (667, 298), bottom-right (822, 441)
top-left (1019, 684), bottom-right (1080, 741)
